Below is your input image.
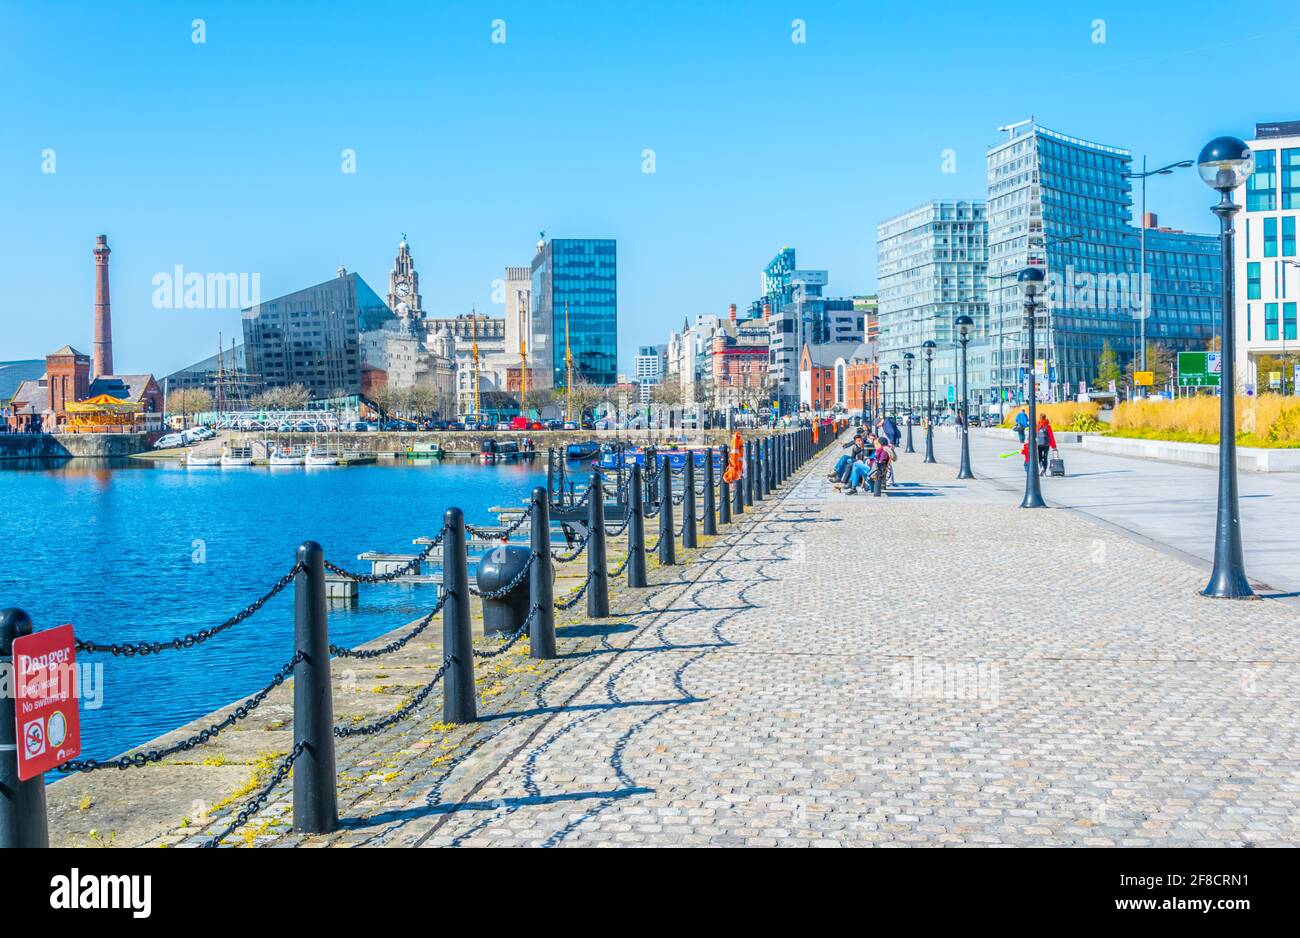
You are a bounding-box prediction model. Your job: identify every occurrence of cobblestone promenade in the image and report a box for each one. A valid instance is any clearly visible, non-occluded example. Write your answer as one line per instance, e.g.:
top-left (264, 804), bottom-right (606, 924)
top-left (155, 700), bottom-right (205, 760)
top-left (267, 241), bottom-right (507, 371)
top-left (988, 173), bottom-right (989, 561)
top-left (89, 437), bottom-right (1300, 848)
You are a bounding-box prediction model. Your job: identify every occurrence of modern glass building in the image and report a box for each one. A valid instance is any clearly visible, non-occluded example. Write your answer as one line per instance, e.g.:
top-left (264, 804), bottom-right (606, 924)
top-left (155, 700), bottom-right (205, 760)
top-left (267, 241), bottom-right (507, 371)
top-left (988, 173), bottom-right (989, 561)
top-left (530, 238), bottom-right (618, 387)
top-left (241, 271), bottom-right (392, 398)
top-left (986, 121), bottom-right (1220, 401)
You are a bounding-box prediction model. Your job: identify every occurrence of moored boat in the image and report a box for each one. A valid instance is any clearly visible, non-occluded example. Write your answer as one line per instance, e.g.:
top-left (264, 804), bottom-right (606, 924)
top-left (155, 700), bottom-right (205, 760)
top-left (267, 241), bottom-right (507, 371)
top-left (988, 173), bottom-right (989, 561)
top-left (304, 445), bottom-right (339, 467)
top-left (220, 445), bottom-right (254, 467)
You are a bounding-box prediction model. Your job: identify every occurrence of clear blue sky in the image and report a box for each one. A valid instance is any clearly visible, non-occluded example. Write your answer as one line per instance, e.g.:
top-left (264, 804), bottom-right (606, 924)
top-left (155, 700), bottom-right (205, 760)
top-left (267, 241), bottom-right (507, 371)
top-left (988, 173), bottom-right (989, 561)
top-left (2, 0), bottom-right (1298, 376)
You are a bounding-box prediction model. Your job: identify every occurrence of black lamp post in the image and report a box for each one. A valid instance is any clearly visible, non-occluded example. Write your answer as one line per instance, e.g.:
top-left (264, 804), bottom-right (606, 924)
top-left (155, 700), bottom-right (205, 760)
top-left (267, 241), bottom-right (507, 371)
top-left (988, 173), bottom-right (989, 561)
top-left (955, 315), bottom-right (974, 480)
top-left (877, 373), bottom-right (885, 427)
top-left (902, 352), bottom-right (915, 453)
top-left (889, 363), bottom-right (899, 423)
top-left (1019, 266), bottom-right (1047, 508)
top-left (922, 340), bottom-right (936, 463)
top-left (1199, 136), bottom-right (1256, 600)
top-left (859, 382), bottom-right (867, 425)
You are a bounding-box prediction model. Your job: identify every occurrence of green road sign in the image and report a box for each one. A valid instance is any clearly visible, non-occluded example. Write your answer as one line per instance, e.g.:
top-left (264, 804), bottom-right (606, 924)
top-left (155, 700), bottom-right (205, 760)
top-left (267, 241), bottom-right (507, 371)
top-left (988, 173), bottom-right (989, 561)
top-left (1178, 351), bottom-right (1221, 387)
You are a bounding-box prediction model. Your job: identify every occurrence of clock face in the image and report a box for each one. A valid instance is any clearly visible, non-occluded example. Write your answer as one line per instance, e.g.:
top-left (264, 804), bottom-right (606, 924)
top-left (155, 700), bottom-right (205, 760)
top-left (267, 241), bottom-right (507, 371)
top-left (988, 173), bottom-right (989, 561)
top-left (396, 281), bottom-right (410, 297)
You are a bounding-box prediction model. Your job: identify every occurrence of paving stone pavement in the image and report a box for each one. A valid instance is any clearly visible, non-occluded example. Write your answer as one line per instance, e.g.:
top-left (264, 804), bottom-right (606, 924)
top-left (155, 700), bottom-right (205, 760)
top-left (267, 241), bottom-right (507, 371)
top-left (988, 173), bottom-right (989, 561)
top-left (391, 442), bottom-right (1300, 847)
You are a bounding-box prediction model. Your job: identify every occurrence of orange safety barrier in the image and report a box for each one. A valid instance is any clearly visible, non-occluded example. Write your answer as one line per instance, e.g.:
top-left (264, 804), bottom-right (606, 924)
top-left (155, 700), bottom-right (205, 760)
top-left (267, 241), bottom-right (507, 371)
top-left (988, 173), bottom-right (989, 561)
top-left (722, 431), bottom-right (744, 483)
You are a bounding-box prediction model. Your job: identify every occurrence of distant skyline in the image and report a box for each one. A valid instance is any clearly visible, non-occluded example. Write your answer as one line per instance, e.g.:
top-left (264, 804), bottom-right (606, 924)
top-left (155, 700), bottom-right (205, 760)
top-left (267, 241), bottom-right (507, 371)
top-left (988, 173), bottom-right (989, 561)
top-left (2, 0), bottom-right (1298, 376)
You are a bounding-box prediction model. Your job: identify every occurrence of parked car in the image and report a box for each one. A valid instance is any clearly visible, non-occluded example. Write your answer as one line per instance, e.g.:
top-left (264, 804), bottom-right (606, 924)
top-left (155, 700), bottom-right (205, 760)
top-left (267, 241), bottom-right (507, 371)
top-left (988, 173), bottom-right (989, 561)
top-left (446, 421), bottom-right (465, 431)
top-left (430, 420), bottom-right (448, 431)
top-left (191, 426), bottom-right (217, 440)
top-left (154, 432), bottom-right (186, 449)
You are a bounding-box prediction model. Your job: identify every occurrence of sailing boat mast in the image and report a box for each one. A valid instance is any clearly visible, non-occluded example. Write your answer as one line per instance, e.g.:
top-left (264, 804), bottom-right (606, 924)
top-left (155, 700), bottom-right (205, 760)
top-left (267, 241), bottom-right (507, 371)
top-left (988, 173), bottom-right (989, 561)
top-left (564, 302), bottom-right (573, 423)
top-left (215, 332), bottom-right (224, 417)
top-left (519, 291), bottom-right (528, 418)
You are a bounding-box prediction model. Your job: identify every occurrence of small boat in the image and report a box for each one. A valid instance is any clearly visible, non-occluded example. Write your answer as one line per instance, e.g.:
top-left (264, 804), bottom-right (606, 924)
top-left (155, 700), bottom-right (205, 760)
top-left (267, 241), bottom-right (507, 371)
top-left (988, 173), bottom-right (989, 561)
top-left (405, 441), bottom-right (444, 460)
top-left (338, 450), bottom-right (377, 465)
top-left (221, 445), bottom-right (254, 467)
top-left (186, 448), bottom-right (222, 467)
top-left (269, 446), bottom-right (304, 467)
top-left (480, 440), bottom-right (499, 465)
top-left (566, 441), bottom-right (601, 461)
top-left (304, 445), bottom-right (339, 467)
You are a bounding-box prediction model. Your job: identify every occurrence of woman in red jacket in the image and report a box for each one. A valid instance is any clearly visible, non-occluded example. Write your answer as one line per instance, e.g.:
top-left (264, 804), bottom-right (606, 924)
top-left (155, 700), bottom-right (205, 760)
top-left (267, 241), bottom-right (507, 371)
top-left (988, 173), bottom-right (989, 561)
top-left (1033, 415), bottom-right (1056, 476)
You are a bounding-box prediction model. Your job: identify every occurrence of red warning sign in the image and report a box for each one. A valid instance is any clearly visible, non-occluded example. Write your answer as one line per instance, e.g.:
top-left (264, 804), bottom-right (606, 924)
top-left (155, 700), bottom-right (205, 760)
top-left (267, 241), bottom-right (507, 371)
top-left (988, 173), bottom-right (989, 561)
top-left (12, 624), bottom-right (82, 781)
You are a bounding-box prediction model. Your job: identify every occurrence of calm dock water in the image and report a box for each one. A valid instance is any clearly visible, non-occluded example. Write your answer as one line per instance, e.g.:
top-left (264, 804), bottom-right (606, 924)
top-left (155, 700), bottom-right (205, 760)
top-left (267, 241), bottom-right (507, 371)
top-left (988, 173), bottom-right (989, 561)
top-left (0, 456), bottom-right (558, 766)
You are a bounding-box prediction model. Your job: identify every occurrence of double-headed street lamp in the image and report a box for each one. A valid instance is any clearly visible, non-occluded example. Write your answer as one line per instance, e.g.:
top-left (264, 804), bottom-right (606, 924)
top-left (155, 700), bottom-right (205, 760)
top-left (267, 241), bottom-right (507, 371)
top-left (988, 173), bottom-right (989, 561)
top-left (1199, 136), bottom-right (1256, 600)
top-left (903, 352), bottom-right (916, 453)
top-left (922, 340), bottom-right (937, 463)
top-left (1019, 266), bottom-right (1047, 508)
top-left (955, 315), bottom-right (975, 479)
top-left (1125, 157), bottom-right (1194, 396)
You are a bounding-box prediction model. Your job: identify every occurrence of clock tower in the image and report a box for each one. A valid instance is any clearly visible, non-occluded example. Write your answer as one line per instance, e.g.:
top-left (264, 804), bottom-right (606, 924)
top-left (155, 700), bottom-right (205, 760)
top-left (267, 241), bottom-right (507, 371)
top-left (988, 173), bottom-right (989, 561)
top-left (388, 234), bottom-right (424, 334)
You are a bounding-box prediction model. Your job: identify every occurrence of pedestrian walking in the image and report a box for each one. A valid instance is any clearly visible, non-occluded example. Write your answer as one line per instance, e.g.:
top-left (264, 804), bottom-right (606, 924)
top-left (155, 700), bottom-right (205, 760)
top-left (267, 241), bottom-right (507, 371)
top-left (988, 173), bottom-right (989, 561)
top-left (1013, 408), bottom-right (1029, 443)
top-left (1034, 414), bottom-right (1056, 476)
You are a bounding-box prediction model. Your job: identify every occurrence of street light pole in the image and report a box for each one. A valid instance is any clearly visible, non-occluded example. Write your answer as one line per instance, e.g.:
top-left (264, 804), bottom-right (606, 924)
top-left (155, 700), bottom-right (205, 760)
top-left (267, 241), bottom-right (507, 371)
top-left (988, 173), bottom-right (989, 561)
top-left (903, 352), bottom-right (915, 453)
top-left (890, 363), bottom-right (899, 424)
top-left (1019, 267), bottom-right (1047, 508)
top-left (923, 340), bottom-right (936, 463)
top-left (1198, 137), bottom-right (1256, 600)
top-left (955, 315), bottom-right (974, 479)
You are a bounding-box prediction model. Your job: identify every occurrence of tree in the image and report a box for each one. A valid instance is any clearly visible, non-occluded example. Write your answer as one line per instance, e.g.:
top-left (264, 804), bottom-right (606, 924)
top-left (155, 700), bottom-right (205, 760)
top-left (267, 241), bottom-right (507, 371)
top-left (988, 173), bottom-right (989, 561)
top-left (563, 379), bottom-right (604, 420)
top-left (166, 388), bottom-right (212, 421)
top-left (1095, 340), bottom-right (1121, 389)
top-left (1126, 341), bottom-right (1173, 388)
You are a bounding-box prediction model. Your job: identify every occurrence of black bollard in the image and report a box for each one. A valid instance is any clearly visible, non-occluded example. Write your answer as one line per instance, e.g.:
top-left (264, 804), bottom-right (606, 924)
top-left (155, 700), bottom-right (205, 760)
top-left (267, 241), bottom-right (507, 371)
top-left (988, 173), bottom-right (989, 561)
top-left (733, 446), bottom-right (745, 516)
top-left (744, 441), bottom-right (755, 507)
top-left (718, 444), bottom-right (732, 525)
top-left (530, 487), bottom-right (557, 658)
top-left (754, 439), bottom-right (765, 501)
top-left (586, 472), bottom-right (609, 618)
top-left (659, 458), bottom-right (676, 566)
top-left (442, 507), bottom-right (477, 724)
top-left (0, 608), bottom-right (48, 849)
top-left (293, 541), bottom-right (338, 834)
top-left (702, 446), bottom-right (717, 536)
top-left (683, 456), bottom-right (698, 548)
top-left (627, 464), bottom-right (648, 587)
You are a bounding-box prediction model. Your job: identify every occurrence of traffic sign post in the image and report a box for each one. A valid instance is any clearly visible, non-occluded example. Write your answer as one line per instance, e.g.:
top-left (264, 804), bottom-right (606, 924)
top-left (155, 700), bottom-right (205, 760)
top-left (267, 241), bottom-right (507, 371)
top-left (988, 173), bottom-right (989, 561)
top-left (1, 609), bottom-right (62, 848)
top-left (1134, 371), bottom-right (1155, 387)
top-left (1178, 351), bottom-right (1222, 388)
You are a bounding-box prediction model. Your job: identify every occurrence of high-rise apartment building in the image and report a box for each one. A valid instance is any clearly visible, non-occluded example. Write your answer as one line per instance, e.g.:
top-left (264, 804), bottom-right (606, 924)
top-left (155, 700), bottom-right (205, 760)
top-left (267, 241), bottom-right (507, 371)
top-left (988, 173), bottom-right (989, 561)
top-left (1234, 120), bottom-right (1300, 391)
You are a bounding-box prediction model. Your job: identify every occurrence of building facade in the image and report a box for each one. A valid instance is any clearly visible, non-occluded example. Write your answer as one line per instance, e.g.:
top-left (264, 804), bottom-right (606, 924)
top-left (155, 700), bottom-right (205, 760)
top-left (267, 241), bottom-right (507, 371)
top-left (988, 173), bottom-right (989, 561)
top-left (241, 270), bottom-right (393, 398)
top-left (530, 237), bottom-right (618, 387)
top-left (986, 120), bottom-right (1220, 401)
top-left (877, 200), bottom-right (990, 402)
top-left (1234, 120), bottom-right (1300, 391)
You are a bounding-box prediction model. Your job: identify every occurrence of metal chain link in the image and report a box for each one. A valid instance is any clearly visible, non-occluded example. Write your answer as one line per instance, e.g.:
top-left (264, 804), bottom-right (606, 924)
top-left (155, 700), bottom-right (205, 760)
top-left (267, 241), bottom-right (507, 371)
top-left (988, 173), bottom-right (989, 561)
top-left (200, 741), bottom-right (306, 848)
top-left (333, 656), bottom-right (453, 737)
top-left (472, 604), bottom-right (540, 658)
top-left (75, 563), bottom-right (304, 656)
top-left (324, 525), bottom-right (448, 583)
top-left (608, 549), bottom-right (632, 579)
top-left (603, 517), bottom-right (629, 537)
top-left (61, 652), bottom-right (305, 772)
top-left (329, 591), bottom-right (447, 659)
top-left (553, 572), bottom-right (593, 610)
top-left (466, 503), bottom-right (533, 540)
top-left (551, 531), bottom-right (591, 563)
top-left (467, 551), bottom-right (536, 599)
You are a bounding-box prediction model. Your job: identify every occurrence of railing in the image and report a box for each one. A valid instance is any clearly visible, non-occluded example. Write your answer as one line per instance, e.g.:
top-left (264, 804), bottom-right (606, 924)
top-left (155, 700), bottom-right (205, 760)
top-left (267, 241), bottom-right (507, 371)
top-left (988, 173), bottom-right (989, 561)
top-left (0, 422), bottom-right (847, 848)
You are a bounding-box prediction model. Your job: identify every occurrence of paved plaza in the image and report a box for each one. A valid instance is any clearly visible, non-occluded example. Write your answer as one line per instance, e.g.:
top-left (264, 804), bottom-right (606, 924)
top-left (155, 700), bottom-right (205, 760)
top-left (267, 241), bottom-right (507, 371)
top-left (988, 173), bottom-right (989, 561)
top-left (348, 439), bottom-right (1300, 847)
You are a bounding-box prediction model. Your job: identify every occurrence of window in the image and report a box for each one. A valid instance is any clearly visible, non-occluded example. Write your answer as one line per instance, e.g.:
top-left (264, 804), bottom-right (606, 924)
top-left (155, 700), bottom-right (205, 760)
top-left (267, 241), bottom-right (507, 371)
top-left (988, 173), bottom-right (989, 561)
top-left (1265, 302), bottom-right (1279, 341)
top-left (1248, 262), bottom-right (1262, 299)
top-left (1264, 217), bottom-right (1278, 257)
top-left (1249, 149), bottom-right (1277, 212)
top-left (1288, 303), bottom-right (1298, 342)
top-left (1284, 216), bottom-right (1297, 257)
top-left (1283, 149), bottom-right (1300, 209)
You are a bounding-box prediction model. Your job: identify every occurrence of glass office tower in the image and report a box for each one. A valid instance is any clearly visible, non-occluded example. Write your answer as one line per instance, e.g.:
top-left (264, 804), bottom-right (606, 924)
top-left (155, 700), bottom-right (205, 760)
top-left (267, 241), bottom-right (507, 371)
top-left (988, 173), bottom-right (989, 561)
top-left (986, 121), bottom-right (1220, 401)
top-left (241, 271), bottom-right (392, 397)
top-left (531, 238), bottom-right (618, 387)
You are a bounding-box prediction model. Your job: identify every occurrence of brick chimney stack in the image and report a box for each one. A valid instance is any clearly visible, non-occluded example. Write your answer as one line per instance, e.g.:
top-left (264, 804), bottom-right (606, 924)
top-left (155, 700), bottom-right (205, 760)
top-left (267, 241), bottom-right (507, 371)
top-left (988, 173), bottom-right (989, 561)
top-left (1143, 211), bottom-right (1158, 229)
top-left (729, 303), bottom-right (737, 322)
top-left (763, 302), bottom-right (771, 321)
top-left (92, 234), bottom-right (113, 380)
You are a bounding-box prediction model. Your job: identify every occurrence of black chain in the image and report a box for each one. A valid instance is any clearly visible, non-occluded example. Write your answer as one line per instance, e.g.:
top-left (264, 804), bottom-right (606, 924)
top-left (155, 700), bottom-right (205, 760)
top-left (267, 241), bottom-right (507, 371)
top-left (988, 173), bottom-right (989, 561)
top-left (644, 501), bottom-right (662, 519)
top-left (200, 741), bottom-right (306, 847)
top-left (75, 563), bottom-right (304, 656)
top-left (466, 504), bottom-right (533, 540)
top-left (61, 652), bottom-right (305, 772)
top-left (603, 517), bottom-right (629, 537)
top-left (608, 549), bottom-right (631, 578)
top-left (554, 572), bottom-right (593, 610)
top-left (648, 534), bottom-right (663, 553)
top-left (329, 591), bottom-right (447, 658)
top-left (333, 656), bottom-right (453, 737)
top-left (551, 532), bottom-right (591, 563)
top-left (472, 604), bottom-right (540, 658)
top-left (468, 551), bottom-right (536, 599)
top-left (324, 526), bottom-right (447, 583)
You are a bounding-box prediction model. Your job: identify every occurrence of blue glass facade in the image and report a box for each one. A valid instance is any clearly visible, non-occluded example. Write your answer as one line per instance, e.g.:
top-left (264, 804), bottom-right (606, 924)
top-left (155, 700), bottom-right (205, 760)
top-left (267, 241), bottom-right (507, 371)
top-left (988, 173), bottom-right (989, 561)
top-left (531, 238), bottom-right (618, 387)
top-left (987, 123), bottom-right (1220, 399)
